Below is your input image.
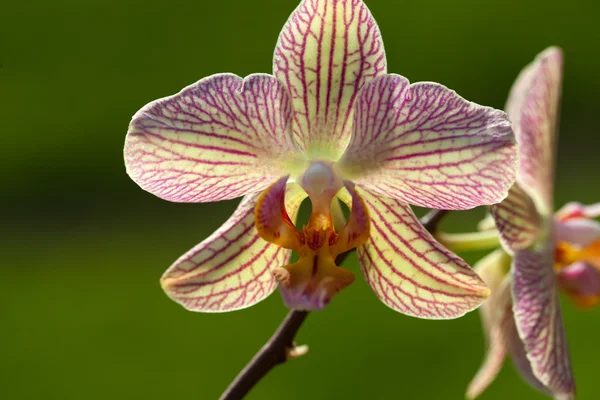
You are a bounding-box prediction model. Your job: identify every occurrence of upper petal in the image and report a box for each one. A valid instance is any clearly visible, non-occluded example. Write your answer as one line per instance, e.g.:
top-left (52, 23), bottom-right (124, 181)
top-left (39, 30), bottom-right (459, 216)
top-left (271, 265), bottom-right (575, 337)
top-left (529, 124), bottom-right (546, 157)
top-left (489, 183), bottom-right (543, 252)
top-left (506, 47), bottom-right (563, 215)
top-left (338, 74), bottom-right (518, 210)
top-left (160, 183), bottom-right (307, 312)
top-left (354, 188), bottom-right (489, 319)
top-left (273, 0), bottom-right (387, 160)
top-left (511, 246), bottom-right (575, 397)
top-left (125, 73), bottom-right (301, 203)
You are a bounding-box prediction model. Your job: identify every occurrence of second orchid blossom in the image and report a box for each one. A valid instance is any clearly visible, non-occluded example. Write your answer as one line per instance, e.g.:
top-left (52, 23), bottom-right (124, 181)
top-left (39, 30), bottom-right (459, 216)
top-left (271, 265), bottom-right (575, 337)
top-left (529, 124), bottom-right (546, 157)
top-left (124, 0), bottom-right (518, 316)
top-left (439, 47), bottom-right (600, 399)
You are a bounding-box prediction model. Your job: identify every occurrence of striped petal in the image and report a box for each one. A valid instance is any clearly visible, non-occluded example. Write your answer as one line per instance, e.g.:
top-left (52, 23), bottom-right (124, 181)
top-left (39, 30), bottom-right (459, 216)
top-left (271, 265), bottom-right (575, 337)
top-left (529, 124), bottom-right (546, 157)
top-left (355, 188), bottom-right (489, 319)
top-left (467, 250), bottom-right (511, 399)
top-left (160, 183), bottom-right (307, 312)
top-left (339, 74), bottom-right (518, 210)
top-left (273, 0), bottom-right (386, 160)
top-left (511, 246), bottom-right (575, 397)
top-left (506, 47), bottom-right (563, 215)
top-left (468, 250), bottom-right (553, 398)
top-left (125, 73), bottom-right (301, 203)
top-left (506, 317), bottom-right (554, 398)
top-left (489, 184), bottom-right (543, 252)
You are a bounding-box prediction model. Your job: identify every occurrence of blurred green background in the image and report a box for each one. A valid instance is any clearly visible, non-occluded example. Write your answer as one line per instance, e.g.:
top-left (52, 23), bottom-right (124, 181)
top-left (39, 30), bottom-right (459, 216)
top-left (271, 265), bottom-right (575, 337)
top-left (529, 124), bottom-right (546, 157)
top-left (2, 0), bottom-right (599, 398)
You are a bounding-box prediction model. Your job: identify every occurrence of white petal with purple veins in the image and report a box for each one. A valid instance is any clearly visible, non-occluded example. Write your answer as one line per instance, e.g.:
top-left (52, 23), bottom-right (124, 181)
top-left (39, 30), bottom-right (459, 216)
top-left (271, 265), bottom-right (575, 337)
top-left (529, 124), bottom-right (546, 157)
top-left (505, 47), bottom-right (563, 215)
top-left (511, 246), bottom-right (575, 397)
top-left (273, 0), bottom-right (387, 159)
top-left (350, 187), bottom-right (489, 319)
top-left (490, 184), bottom-right (543, 252)
top-left (339, 74), bottom-right (518, 210)
top-left (160, 183), bottom-right (306, 312)
top-left (125, 74), bottom-right (301, 203)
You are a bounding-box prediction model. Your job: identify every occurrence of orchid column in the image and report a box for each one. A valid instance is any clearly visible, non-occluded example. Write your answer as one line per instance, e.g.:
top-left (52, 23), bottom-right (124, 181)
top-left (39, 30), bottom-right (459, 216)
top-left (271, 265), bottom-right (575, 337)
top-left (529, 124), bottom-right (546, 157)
top-left (125, 0), bottom-right (518, 317)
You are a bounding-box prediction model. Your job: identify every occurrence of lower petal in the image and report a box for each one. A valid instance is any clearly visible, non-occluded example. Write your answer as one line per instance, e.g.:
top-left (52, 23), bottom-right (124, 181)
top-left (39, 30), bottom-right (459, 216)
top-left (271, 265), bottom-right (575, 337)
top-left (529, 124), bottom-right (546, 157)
top-left (468, 251), bottom-right (556, 398)
top-left (506, 310), bottom-right (554, 398)
top-left (354, 188), bottom-right (489, 319)
top-left (160, 183), bottom-right (306, 312)
top-left (512, 247), bottom-right (575, 397)
top-left (467, 250), bottom-right (512, 399)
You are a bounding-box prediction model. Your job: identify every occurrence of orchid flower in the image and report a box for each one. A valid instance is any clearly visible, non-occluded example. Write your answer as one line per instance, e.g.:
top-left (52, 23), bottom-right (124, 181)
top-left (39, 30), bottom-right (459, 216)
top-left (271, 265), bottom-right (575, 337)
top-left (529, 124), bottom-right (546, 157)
top-left (124, 0), bottom-right (518, 315)
top-left (437, 47), bottom-right (599, 399)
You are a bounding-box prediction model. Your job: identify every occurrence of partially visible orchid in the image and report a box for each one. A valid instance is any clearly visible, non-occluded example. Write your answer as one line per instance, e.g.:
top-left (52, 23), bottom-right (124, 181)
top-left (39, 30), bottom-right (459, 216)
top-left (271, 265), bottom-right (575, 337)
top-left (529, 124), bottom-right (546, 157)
top-left (438, 48), bottom-right (600, 399)
top-left (124, 0), bottom-right (518, 316)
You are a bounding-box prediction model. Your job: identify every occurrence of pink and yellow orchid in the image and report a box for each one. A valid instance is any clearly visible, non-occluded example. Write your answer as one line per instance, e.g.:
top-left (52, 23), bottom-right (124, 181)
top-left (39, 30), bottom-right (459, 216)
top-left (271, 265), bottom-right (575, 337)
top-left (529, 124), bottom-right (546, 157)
top-left (438, 47), bottom-right (600, 399)
top-left (124, 0), bottom-right (518, 315)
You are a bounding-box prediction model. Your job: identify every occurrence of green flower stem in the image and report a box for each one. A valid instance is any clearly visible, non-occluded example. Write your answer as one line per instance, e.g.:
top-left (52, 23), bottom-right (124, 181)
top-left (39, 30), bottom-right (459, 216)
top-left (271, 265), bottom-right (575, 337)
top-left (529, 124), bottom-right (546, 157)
top-left (436, 230), bottom-right (501, 253)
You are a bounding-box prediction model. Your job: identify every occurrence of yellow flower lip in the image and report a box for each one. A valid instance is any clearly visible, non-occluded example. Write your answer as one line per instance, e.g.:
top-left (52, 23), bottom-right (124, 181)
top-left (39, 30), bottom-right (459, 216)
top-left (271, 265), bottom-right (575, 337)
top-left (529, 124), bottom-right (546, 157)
top-left (254, 173), bottom-right (370, 310)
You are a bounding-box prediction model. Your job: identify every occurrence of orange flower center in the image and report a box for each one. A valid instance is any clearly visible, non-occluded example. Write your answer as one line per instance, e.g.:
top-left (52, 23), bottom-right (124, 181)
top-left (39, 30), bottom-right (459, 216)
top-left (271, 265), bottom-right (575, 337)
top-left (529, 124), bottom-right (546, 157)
top-left (555, 239), bottom-right (600, 308)
top-left (254, 162), bottom-right (370, 310)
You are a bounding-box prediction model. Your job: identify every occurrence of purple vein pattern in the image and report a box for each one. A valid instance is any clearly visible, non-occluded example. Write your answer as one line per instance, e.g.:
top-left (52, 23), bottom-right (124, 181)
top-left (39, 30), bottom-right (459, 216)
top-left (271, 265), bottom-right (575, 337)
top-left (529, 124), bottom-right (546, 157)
top-left (125, 74), bottom-right (299, 203)
top-left (274, 0), bottom-right (387, 158)
top-left (490, 184), bottom-right (542, 251)
top-left (355, 187), bottom-right (489, 319)
top-left (160, 184), bottom-right (307, 312)
top-left (505, 48), bottom-right (563, 215)
top-left (339, 74), bottom-right (518, 210)
top-left (467, 250), bottom-right (551, 399)
top-left (124, 0), bottom-right (520, 317)
top-left (486, 47), bottom-right (574, 397)
top-left (512, 247), bottom-right (575, 398)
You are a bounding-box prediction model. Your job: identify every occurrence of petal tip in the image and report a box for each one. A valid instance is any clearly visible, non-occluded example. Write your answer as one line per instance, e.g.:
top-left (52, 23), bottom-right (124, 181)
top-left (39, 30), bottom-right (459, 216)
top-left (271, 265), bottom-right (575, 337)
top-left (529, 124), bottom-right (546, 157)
top-left (538, 46), bottom-right (564, 64)
top-left (480, 286), bottom-right (491, 299)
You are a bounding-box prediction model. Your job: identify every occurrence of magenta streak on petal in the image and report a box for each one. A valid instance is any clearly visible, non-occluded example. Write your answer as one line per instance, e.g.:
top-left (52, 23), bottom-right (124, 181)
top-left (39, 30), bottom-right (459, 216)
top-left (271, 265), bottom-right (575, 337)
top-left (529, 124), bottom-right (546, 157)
top-left (512, 247), bottom-right (575, 396)
top-left (469, 252), bottom-right (555, 399)
top-left (356, 189), bottom-right (488, 319)
top-left (490, 184), bottom-right (542, 252)
top-left (505, 307), bottom-right (554, 397)
top-left (506, 48), bottom-right (563, 213)
top-left (160, 186), bottom-right (306, 312)
top-left (169, 223), bottom-right (261, 284)
top-left (340, 75), bottom-right (517, 210)
top-left (273, 0), bottom-right (386, 156)
top-left (125, 73), bottom-right (298, 203)
top-left (369, 199), bottom-right (477, 288)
